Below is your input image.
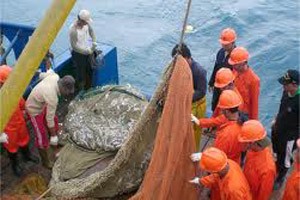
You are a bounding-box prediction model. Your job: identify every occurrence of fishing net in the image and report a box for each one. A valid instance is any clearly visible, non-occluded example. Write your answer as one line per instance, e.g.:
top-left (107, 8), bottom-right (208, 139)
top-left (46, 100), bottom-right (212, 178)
top-left (50, 56), bottom-right (197, 198)
top-left (130, 55), bottom-right (198, 200)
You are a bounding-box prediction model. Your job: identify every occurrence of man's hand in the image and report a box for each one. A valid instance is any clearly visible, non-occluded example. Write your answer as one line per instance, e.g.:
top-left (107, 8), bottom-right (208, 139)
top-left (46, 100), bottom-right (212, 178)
top-left (190, 152), bottom-right (202, 162)
top-left (48, 127), bottom-right (57, 136)
top-left (50, 135), bottom-right (58, 146)
top-left (0, 133), bottom-right (8, 143)
top-left (191, 114), bottom-right (200, 125)
top-left (189, 177), bottom-right (200, 185)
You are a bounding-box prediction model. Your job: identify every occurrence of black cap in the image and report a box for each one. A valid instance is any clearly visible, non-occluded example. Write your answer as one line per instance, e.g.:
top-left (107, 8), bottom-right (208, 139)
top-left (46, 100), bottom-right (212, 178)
top-left (278, 69), bottom-right (300, 85)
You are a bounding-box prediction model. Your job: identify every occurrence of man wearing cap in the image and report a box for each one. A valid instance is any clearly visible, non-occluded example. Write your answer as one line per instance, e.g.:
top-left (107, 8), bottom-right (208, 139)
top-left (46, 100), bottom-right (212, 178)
top-left (229, 46), bottom-right (260, 120)
top-left (171, 43), bottom-right (207, 150)
top-left (209, 28), bottom-right (237, 112)
top-left (69, 9), bottom-right (96, 91)
top-left (272, 69), bottom-right (300, 189)
top-left (189, 147), bottom-right (252, 200)
top-left (26, 72), bottom-right (75, 169)
top-left (239, 120), bottom-right (276, 200)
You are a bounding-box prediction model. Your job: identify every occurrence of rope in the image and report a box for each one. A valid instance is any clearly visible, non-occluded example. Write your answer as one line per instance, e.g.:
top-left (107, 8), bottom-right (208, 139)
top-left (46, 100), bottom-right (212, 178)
top-left (35, 186), bottom-right (53, 200)
top-left (178, 0), bottom-right (193, 48)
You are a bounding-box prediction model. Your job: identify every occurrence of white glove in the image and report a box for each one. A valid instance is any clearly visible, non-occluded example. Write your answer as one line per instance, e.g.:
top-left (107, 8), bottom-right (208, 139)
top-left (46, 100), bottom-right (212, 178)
top-left (92, 42), bottom-right (97, 48)
top-left (191, 114), bottom-right (200, 125)
top-left (190, 152), bottom-right (202, 162)
top-left (0, 133), bottom-right (8, 143)
top-left (189, 177), bottom-right (200, 185)
top-left (50, 135), bottom-right (58, 146)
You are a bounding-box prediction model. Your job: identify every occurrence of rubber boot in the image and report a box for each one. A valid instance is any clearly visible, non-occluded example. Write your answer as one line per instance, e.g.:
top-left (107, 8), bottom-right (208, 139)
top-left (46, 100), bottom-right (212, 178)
top-left (8, 152), bottom-right (23, 177)
top-left (38, 148), bottom-right (54, 169)
top-left (20, 146), bottom-right (39, 164)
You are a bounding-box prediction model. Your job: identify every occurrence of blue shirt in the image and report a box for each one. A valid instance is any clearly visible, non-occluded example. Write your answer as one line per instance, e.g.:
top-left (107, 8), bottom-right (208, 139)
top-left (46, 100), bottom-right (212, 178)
top-left (208, 48), bottom-right (233, 87)
top-left (191, 59), bottom-right (207, 102)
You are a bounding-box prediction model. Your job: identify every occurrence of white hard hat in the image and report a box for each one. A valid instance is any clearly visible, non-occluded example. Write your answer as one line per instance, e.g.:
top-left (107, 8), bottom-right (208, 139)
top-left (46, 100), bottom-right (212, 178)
top-left (78, 9), bottom-right (92, 23)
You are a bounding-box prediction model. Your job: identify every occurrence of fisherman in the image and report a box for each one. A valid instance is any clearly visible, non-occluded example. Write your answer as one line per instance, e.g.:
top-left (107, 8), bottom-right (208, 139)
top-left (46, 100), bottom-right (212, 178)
top-left (0, 65), bottom-right (39, 176)
top-left (239, 120), bottom-right (276, 200)
top-left (228, 46), bottom-right (260, 120)
top-left (25, 71), bottom-right (75, 169)
top-left (69, 9), bottom-right (97, 91)
top-left (272, 69), bottom-right (299, 189)
top-left (192, 68), bottom-right (246, 129)
top-left (189, 147), bottom-right (252, 200)
top-left (282, 138), bottom-right (300, 200)
top-left (208, 28), bottom-right (236, 112)
top-left (171, 43), bottom-right (207, 150)
top-left (193, 89), bottom-right (244, 164)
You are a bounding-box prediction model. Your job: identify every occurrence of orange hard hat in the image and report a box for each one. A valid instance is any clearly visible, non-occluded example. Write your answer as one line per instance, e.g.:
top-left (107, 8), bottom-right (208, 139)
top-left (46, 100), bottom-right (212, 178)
top-left (218, 89), bottom-right (242, 109)
top-left (239, 120), bottom-right (267, 142)
top-left (228, 47), bottom-right (249, 65)
top-left (219, 28), bottom-right (237, 45)
top-left (214, 68), bottom-right (235, 88)
top-left (0, 65), bottom-right (12, 84)
top-left (199, 147), bottom-right (228, 173)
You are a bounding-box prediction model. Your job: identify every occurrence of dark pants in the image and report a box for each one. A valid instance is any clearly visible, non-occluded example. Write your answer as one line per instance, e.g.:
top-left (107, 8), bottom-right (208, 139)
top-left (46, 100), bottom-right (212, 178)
top-left (71, 51), bottom-right (92, 91)
top-left (211, 87), bottom-right (221, 112)
top-left (272, 128), bottom-right (296, 181)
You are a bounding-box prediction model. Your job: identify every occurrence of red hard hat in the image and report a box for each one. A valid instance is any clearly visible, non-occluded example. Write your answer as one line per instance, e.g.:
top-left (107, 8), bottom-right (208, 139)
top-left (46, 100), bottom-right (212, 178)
top-left (0, 65), bottom-right (12, 84)
top-left (214, 68), bottom-right (235, 88)
top-left (219, 28), bottom-right (237, 45)
top-left (199, 147), bottom-right (228, 173)
top-left (228, 47), bottom-right (249, 65)
top-left (218, 89), bottom-right (242, 109)
top-left (239, 120), bottom-right (267, 142)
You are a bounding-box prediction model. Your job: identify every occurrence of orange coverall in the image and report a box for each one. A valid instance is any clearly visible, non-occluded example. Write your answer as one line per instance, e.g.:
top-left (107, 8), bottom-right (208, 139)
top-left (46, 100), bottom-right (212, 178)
top-left (3, 99), bottom-right (30, 153)
top-left (234, 67), bottom-right (260, 120)
top-left (214, 121), bottom-right (244, 164)
top-left (200, 160), bottom-right (252, 200)
top-left (243, 148), bottom-right (276, 200)
top-left (199, 87), bottom-right (246, 129)
top-left (282, 163), bottom-right (300, 200)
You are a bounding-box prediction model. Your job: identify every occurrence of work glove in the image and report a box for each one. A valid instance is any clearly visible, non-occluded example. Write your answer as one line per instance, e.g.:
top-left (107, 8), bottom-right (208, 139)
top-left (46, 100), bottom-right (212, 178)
top-left (189, 177), bottom-right (200, 185)
top-left (191, 114), bottom-right (200, 125)
top-left (190, 152), bottom-right (202, 162)
top-left (85, 48), bottom-right (93, 55)
top-left (92, 42), bottom-right (97, 49)
top-left (50, 135), bottom-right (58, 146)
top-left (0, 133), bottom-right (8, 143)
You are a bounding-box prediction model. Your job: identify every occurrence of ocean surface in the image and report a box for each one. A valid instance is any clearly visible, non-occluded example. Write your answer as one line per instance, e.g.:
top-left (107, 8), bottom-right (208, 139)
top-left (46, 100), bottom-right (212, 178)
top-left (1, 0), bottom-right (299, 131)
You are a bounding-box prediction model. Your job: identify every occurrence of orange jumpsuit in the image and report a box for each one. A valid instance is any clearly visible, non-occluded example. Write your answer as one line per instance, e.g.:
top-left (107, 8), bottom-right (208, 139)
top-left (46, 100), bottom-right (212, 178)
top-left (200, 160), bottom-right (252, 200)
top-left (199, 87), bottom-right (246, 129)
top-left (3, 99), bottom-right (30, 153)
top-left (234, 67), bottom-right (260, 120)
top-left (282, 163), bottom-right (300, 200)
top-left (243, 148), bottom-right (276, 200)
top-left (214, 121), bottom-right (243, 164)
